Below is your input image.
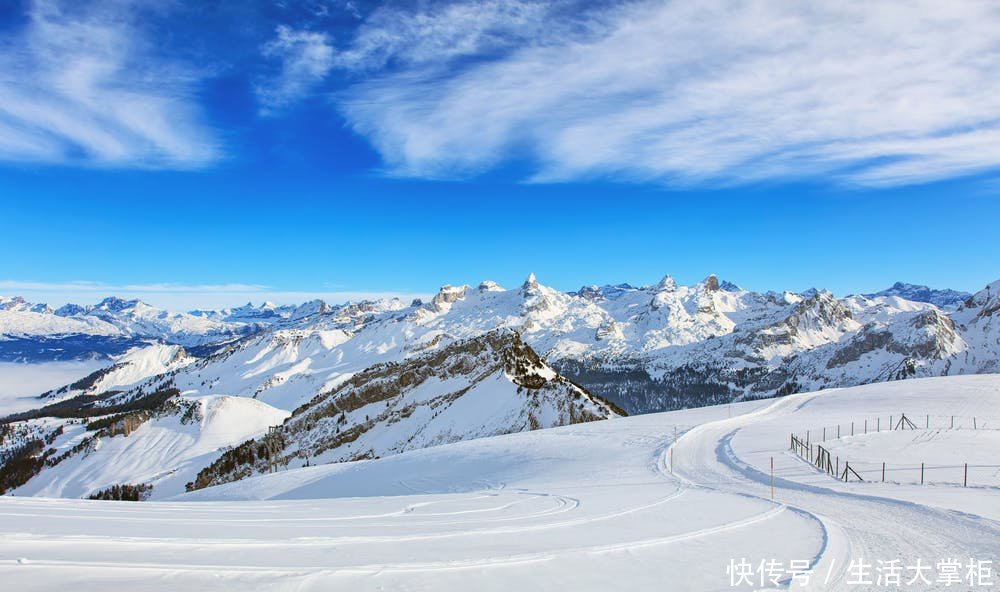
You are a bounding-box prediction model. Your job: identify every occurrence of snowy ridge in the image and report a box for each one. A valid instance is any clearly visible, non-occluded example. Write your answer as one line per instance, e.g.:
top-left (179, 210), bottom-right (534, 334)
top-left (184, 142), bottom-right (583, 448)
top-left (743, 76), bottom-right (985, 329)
top-left (39, 344), bottom-right (195, 401)
top-left (187, 330), bottom-right (619, 492)
top-left (2, 274), bottom-right (1000, 500)
top-left (6, 274), bottom-right (998, 412)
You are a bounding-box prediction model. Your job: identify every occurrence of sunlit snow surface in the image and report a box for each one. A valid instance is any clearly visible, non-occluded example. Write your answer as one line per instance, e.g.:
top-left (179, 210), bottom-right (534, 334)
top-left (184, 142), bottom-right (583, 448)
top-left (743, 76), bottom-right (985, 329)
top-left (2, 375), bottom-right (999, 591)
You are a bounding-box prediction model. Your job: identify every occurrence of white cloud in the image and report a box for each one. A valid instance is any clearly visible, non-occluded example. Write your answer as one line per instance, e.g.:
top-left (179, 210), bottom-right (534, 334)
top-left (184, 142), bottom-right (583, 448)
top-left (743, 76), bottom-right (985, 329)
top-left (333, 0), bottom-right (1000, 186)
top-left (0, 0), bottom-right (219, 168)
top-left (0, 280), bottom-right (428, 312)
top-left (257, 25), bottom-right (335, 113)
top-left (334, 0), bottom-right (556, 71)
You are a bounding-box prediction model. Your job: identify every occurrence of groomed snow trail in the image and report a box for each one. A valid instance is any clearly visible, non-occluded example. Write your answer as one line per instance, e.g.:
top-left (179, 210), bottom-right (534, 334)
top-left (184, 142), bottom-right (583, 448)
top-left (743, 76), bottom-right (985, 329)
top-left (2, 375), bottom-right (997, 590)
top-left (673, 377), bottom-right (1000, 591)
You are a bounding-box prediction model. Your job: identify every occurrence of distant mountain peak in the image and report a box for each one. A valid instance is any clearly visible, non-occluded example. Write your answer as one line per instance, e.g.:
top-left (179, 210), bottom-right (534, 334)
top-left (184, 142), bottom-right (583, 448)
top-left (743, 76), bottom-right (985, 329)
top-left (97, 296), bottom-right (142, 311)
top-left (432, 285), bottom-right (468, 312)
top-left (866, 282), bottom-right (971, 308)
top-left (657, 274), bottom-right (677, 291)
top-left (523, 273), bottom-right (539, 290)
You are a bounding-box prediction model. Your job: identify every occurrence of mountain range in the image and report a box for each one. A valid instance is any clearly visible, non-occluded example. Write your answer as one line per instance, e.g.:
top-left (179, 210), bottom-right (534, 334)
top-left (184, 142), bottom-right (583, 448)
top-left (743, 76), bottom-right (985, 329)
top-left (1, 275), bottom-right (997, 499)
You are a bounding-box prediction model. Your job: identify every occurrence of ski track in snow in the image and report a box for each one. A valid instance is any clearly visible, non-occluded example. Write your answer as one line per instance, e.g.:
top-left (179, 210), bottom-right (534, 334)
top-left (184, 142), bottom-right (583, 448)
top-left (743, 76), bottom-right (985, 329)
top-left (2, 376), bottom-right (999, 590)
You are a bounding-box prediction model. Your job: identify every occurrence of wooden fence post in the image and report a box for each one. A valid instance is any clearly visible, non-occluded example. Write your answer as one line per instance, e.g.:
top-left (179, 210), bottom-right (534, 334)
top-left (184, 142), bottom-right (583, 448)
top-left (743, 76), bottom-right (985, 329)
top-left (851, 421), bottom-right (854, 436)
top-left (823, 427), bottom-right (826, 442)
top-left (926, 414), bottom-right (929, 428)
top-left (882, 462), bottom-right (885, 483)
top-left (921, 462), bottom-right (924, 485)
top-left (770, 456), bottom-right (774, 501)
top-left (878, 418), bottom-right (880, 432)
top-left (964, 463), bottom-right (968, 487)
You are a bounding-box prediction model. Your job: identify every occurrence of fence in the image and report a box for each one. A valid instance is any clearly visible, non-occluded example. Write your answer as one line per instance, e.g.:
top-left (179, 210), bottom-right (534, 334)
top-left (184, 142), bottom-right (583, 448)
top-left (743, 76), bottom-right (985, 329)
top-left (789, 413), bottom-right (1000, 487)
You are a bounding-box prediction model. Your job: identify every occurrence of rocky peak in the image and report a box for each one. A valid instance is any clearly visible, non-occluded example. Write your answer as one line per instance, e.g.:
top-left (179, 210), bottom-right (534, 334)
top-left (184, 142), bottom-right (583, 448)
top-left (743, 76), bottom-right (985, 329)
top-left (703, 275), bottom-right (720, 291)
top-left (0, 296), bottom-right (50, 313)
top-left (290, 299), bottom-right (330, 321)
top-left (54, 303), bottom-right (86, 317)
top-left (432, 284), bottom-right (469, 312)
top-left (656, 275), bottom-right (677, 292)
top-left (478, 280), bottom-right (504, 292)
top-left (787, 291), bottom-right (853, 329)
top-left (961, 280), bottom-right (1000, 320)
top-left (96, 296), bottom-right (141, 312)
top-left (0, 296), bottom-right (27, 311)
top-left (187, 329), bottom-right (620, 491)
top-left (522, 273), bottom-right (540, 291)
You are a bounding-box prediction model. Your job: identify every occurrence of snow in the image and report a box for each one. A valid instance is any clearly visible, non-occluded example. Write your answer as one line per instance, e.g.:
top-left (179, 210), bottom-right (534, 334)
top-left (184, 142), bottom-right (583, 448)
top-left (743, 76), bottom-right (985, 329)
top-left (11, 395), bottom-right (289, 500)
top-left (6, 276), bottom-right (1000, 420)
top-left (2, 375), bottom-right (997, 590)
top-left (0, 309), bottom-right (122, 338)
top-left (0, 295), bottom-right (269, 349)
top-left (80, 344), bottom-right (194, 396)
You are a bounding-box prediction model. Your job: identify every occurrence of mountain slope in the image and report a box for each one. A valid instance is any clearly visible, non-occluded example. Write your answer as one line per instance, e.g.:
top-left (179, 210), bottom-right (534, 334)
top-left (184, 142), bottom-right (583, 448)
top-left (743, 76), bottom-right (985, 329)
top-left (6, 395), bottom-right (288, 499)
top-left (187, 330), bottom-right (621, 491)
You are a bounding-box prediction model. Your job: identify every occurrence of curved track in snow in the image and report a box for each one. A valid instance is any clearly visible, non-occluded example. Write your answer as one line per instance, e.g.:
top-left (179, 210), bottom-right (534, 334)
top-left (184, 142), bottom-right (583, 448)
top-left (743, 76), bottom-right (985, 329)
top-left (2, 376), bottom-right (997, 590)
top-left (672, 387), bottom-right (1000, 591)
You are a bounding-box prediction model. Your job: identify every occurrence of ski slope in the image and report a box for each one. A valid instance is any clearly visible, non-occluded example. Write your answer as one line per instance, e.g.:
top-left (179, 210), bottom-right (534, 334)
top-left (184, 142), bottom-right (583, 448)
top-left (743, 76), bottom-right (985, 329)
top-left (1, 375), bottom-right (998, 590)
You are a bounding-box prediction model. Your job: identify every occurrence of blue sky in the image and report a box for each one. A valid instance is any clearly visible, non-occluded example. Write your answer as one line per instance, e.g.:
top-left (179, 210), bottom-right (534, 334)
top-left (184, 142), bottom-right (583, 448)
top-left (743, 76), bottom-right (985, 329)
top-left (1, 0), bottom-right (999, 309)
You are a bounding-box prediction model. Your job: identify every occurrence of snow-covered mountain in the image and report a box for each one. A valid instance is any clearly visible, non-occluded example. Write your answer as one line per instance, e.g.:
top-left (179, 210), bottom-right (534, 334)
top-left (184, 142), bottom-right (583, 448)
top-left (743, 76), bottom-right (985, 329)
top-left (864, 281), bottom-right (971, 308)
top-left (2, 274), bottom-right (999, 499)
top-left (187, 329), bottom-right (620, 492)
top-left (1, 330), bottom-right (616, 498)
top-left (0, 296), bottom-right (278, 361)
top-left (4, 275), bottom-right (997, 411)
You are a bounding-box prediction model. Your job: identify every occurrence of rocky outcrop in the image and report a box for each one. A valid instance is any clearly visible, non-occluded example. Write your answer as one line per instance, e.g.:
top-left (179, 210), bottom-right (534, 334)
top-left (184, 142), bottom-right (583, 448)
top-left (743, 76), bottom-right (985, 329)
top-left (187, 330), bottom-right (620, 491)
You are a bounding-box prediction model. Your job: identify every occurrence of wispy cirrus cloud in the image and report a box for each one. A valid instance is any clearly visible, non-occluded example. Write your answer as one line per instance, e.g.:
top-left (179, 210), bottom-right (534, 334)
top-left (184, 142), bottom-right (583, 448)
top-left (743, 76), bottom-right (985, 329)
top-left (255, 0), bottom-right (561, 113)
top-left (0, 280), bottom-right (428, 311)
top-left (0, 0), bottom-right (219, 168)
top-left (324, 0), bottom-right (1000, 186)
top-left (256, 25), bottom-right (335, 113)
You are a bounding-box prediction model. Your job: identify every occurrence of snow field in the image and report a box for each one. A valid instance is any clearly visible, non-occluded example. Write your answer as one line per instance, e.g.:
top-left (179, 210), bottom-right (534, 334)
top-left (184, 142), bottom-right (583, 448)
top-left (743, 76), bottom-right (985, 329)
top-left (2, 375), bottom-right (998, 591)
